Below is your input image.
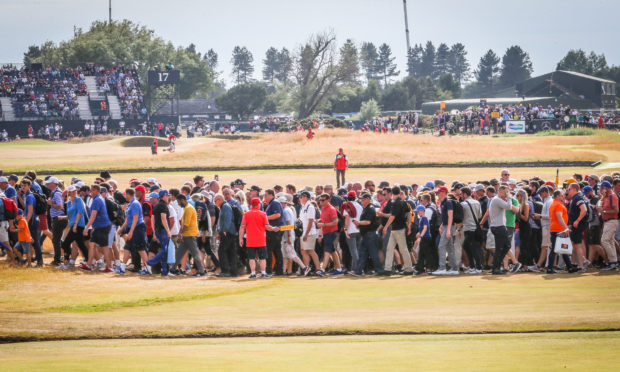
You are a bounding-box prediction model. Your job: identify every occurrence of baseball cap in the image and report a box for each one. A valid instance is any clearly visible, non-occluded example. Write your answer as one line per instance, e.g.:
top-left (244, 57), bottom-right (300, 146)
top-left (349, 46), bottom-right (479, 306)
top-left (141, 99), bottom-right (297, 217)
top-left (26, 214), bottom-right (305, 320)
top-left (67, 185), bottom-right (77, 192)
top-left (8, 174), bottom-right (18, 182)
top-left (159, 189), bottom-right (169, 197)
top-left (277, 196), bottom-right (287, 203)
top-left (424, 181), bottom-right (435, 189)
top-left (250, 185), bottom-right (262, 192)
top-left (129, 178), bottom-right (139, 184)
top-left (75, 181), bottom-right (86, 188)
top-left (544, 181), bottom-right (555, 186)
top-left (148, 192), bottom-right (159, 199)
top-left (300, 190), bottom-right (311, 198)
top-left (99, 187), bottom-right (108, 193)
top-left (415, 205), bottom-right (426, 212)
top-left (338, 188), bottom-right (347, 196)
top-left (378, 181), bottom-right (390, 188)
top-left (588, 174), bottom-right (600, 181)
top-left (434, 179), bottom-right (446, 186)
top-left (135, 185), bottom-right (146, 194)
top-left (45, 176), bottom-right (59, 184)
top-left (347, 191), bottom-right (357, 199)
top-left (452, 182), bottom-right (465, 191)
top-left (250, 198), bottom-right (261, 207)
top-left (147, 177), bottom-right (157, 184)
top-left (18, 209), bottom-right (23, 216)
top-left (600, 181), bottom-right (612, 189)
top-left (582, 186), bottom-right (593, 194)
top-left (508, 179), bottom-right (517, 185)
top-left (565, 178), bottom-right (577, 185)
top-left (360, 193), bottom-right (372, 200)
top-left (234, 178), bottom-right (246, 186)
top-left (150, 184), bottom-right (160, 192)
top-left (0, 177), bottom-right (7, 183)
top-left (474, 184), bottom-right (485, 192)
top-left (436, 186), bottom-right (449, 194)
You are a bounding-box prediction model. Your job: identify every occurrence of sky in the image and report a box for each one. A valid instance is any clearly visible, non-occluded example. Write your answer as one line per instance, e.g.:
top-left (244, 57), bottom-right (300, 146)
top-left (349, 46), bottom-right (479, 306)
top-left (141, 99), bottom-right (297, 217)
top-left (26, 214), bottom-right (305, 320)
top-left (1, 0), bottom-right (618, 86)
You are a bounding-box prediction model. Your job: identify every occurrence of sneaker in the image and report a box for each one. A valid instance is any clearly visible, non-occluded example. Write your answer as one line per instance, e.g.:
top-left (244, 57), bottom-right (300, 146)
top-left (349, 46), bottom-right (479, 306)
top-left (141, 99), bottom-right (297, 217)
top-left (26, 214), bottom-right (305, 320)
top-left (114, 266), bottom-right (125, 275)
top-left (215, 272), bottom-right (231, 277)
top-left (568, 266), bottom-right (579, 274)
top-left (259, 273), bottom-right (271, 279)
top-left (431, 269), bottom-right (447, 275)
top-left (138, 269), bottom-right (151, 275)
top-left (316, 270), bottom-right (325, 277)
top-left (248, 273), bottom-right (257, 279)
top-left (165, 272), bottom-right (176, 277)
top-left (99, 267), bottom-right (113, 273)
top-left (401, 270), bottom-right (415, 275)
top-left (58, 263), bottom-right (74, 270)
top-left (79, 263), bottom-right (92, 272)
top-left (329, 270), bottom-right (344, 276)
top-left (527, 265), bottom-right (540, 273)
top-left (351, 272), bottom-right (364, 277)
top-left (474, 269), bottom-right (483, 274)
top-left (576, 267), bottom-right (587, 274)
top-left (601, 263), bottom-right (618, 271)
top-left (583, 259), bottom-right (592, 269)
top-left (192, 272), bottom-right (206, 277)
top-left (446, 270), bottom-right (459, 276)
top-left (465, 268), bottom-right (476, 274)
top-left (510, 262), bottom-right (523, 273)
top-left (415, 270), bottom-right (426, 276)
top-left (546, 268), bottom-right (557, 274)
top-left (303, 266), bottom-right (312, 276)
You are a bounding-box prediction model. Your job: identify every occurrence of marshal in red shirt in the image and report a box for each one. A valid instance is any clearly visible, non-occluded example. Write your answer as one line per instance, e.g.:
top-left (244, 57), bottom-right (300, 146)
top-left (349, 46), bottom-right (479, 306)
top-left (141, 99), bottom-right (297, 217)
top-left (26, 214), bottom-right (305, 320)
top-left (241, 208), bottom-right (269, 247)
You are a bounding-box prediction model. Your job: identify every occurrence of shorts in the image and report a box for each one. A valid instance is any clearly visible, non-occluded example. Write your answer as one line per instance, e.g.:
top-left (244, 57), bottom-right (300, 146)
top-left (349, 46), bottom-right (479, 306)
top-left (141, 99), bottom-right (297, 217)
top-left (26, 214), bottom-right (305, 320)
top-left (108, 225), bottom-right (117, 247)
top-left (542, 227), bottom-right (551, 247)
top-left (570, 224), bottom-right (586, 244)
top-left (247, 246), bottom-right (267, 260)
top-left (300, 235), bottom-right (317, 251)
top-left (38, 213), bottom-right (48, 230)
top-left (124, 223), bottom-right (148, 251)
top-left (16, 241), bottom-right (30, 254)
top-left (281, 239), bottom-right (296, 259)
top-left (0, 221), bottom-right (9, 242)
top-left (322, 231), bottom-right (337, 253)
top-left (91, 225), bottom-right (111, 247)
top-left (588, 225), bottom-right (601, 245)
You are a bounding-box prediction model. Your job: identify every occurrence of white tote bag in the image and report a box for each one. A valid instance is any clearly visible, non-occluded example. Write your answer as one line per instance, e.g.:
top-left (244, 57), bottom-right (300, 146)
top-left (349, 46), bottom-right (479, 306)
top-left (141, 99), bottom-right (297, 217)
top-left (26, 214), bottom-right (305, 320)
top-left (554, 235), bottom-right (573, 255)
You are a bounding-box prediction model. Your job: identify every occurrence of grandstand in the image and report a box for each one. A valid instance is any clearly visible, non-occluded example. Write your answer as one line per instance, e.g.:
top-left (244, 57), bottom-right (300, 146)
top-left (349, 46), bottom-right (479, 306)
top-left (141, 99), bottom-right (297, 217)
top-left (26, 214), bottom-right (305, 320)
top-left (0, 65), bottom-right (146, 121)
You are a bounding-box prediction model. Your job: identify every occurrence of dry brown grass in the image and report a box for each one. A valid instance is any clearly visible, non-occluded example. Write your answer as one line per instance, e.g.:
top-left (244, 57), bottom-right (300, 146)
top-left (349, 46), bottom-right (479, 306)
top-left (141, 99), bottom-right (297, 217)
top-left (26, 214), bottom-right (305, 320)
top-left (2, 130), bottom-right (618, 173)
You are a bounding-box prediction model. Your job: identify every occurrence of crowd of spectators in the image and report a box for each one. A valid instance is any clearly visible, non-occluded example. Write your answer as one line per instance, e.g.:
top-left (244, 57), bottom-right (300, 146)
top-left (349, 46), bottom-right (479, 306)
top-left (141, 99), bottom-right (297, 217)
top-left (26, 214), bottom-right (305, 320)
top-left (0, 65), bottom-right (86, 119)
top-left (95, 65), bottom-right (146, 119)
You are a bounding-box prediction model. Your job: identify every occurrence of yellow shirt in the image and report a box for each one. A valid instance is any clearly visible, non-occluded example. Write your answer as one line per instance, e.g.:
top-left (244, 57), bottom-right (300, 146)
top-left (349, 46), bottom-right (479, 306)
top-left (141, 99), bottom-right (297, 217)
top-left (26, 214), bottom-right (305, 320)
top-left (181, 204), bottom-right (199, 237)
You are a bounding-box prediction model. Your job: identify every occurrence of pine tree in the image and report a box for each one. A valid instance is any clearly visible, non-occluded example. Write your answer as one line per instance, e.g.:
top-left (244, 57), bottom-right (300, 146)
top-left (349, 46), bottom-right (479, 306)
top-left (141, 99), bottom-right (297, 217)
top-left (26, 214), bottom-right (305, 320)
top-left (376, 43), bottom-right (400, 86)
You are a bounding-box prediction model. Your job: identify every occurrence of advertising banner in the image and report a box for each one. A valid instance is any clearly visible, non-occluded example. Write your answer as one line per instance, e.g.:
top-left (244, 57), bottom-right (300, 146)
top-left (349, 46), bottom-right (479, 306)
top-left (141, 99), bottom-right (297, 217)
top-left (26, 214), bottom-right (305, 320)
top-left (505, 120), bottom-right (526, 133)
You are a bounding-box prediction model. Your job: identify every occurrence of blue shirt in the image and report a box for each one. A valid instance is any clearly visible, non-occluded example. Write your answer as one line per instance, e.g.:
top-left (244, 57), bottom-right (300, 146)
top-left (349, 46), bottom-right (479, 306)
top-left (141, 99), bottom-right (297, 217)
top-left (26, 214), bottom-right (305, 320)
top-left (67, 197), bottom-right (86, 227)
top-left (418, 216), bottom-right (431, 238)
top-left (126, 198), bottom-right (144, 226)
top-left (218, 201), bottom-right (237, 235)
top-left (49, 188), bottom-right (65, 218)
top-left (24, 190), bottom-right (36, 219)
top-left (440, 198), bottom-right (454, 226)
top-left (265, 199), bottom-right (284, 227)
top-left (90, 195), bottom-right (111, 228)
top-left (31, 182), bottom-right (42, 194)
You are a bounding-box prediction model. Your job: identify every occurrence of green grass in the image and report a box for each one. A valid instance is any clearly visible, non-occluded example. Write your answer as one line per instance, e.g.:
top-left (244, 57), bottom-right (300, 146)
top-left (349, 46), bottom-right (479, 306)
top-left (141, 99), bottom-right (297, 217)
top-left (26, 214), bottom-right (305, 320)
top-left (535, 127), bottom-right (619, 137)
top-left (0, 332), bottom-right (618, 371)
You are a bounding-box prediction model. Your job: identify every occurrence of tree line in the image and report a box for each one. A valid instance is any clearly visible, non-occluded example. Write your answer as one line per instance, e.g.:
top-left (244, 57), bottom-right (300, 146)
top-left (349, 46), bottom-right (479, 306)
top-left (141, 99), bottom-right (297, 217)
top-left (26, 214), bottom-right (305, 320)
top-left (21, 20), bottom-right (619, 120)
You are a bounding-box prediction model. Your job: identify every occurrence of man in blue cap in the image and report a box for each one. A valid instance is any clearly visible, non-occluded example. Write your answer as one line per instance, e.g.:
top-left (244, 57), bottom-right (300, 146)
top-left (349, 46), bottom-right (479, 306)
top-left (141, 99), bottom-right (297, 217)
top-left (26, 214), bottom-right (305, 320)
top-left (147, 190), bottom-right (173, 276)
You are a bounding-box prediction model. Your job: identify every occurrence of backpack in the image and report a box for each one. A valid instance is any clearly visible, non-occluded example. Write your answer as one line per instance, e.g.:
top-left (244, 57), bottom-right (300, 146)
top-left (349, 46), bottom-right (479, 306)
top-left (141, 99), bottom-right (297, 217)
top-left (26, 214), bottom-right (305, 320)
top-left (533, 200), bottom-right (543, 228)
top-left (294, 218), bottom-right (304, 237)
top-left (337, 210), bottom-right (345, 232)
top-left (105, 198), bottom-right (124, 226)
top-left (0, 198), bottom-right (15, 220)
top-left (231, 204), bottom-right (244, 231)
top-left (448, 197), bottom-right (464, 224)
top-left (32, 192), bottom-right (48, 215)
top-left (428, 205), bottom-right (440, 234)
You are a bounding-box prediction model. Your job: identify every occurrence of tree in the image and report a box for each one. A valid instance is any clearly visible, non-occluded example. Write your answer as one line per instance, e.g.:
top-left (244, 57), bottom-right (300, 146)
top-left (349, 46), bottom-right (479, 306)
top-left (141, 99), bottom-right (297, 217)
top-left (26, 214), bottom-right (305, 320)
top-left (231, 46), bottom-right (254, 85)
top-left (186, 43), bottom-right (198, 57)
top-left (204, 49), bottom-right (218, 70)
top-left (499, 45), bottom-right (533, 86)
top-left (339, 39), bottom-right (360, 84)
top-left (23, 45), bottom-right (41, 66)
top-left (360, 42), bottom-right (380, 81)
top-left (448, 43), bottom-right (470, 84)
top-left (359, 99), bottom-right (381, 121)
top-left (407, 44), bottom-right (424, 78)
top-left (380, 82), bottom-right (408, 110)
top-left (420, 41), bottom-right (436, 78)
top-left (434, 43), bottom-right (451, 80)
top-left (362, 79), bottom-right (380, 102)
top-left (275, 48), bottom-right (293, 82)
top-left (475, 49), bottom-right (500, 95)
top-left (376, 43), bottom-right (400, 86)
top-left (438, 73), bottom-right (461, 98)
top-left (215, 83), bottom-right (266, 119)
top-left (293, 32), bottom-right (358, 119)
top-left (262, 47), bottom-right (279, 82)
top-left (402, 76), bottom-right (439, 109)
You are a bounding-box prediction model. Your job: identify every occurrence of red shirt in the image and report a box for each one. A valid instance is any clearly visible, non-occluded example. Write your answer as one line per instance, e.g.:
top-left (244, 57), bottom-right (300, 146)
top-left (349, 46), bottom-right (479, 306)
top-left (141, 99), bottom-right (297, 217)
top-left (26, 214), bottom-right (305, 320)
top-left (242, 207), bottom-right (268, 247)
top-left (320, 204), bottom-right (338, 234)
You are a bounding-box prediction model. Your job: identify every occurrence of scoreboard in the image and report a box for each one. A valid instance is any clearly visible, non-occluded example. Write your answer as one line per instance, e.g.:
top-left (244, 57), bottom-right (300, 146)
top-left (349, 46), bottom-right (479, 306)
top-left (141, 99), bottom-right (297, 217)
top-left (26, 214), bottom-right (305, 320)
top-left (147, 70), bottom-right (180, 85)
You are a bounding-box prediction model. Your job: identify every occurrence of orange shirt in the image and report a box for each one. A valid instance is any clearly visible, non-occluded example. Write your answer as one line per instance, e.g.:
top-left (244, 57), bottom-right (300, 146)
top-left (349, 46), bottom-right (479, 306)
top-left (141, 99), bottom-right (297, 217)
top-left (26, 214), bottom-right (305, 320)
top-left (549, 200), bottom-right (568, 233)
top-left (241, 208), bottom-right (268, 248)
top-left (16, 217), bottom-right (31, 242)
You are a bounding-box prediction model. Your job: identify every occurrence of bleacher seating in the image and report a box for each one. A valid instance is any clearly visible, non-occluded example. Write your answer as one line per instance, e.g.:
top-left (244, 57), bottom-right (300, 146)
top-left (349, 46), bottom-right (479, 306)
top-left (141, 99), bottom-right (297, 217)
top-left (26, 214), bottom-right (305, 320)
top-left (95, 66), bottom-right (146, 119)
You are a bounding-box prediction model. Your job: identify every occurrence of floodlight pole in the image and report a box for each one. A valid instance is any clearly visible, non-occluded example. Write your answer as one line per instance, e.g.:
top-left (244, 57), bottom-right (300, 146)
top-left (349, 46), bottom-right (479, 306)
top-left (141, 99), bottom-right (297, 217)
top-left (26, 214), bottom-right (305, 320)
top-left (403, 0), bottom-right (411, 52)
top-left (109, 0), bottom-right (112, 23)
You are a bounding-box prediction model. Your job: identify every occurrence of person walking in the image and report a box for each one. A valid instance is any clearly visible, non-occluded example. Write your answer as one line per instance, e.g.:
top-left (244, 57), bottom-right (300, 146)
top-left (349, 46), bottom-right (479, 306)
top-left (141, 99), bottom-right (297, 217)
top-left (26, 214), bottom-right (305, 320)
top-left (334, 148), bottom-right (348, 189)
top-left (240, 198), bottom-right (279, 279)
top-left (461, 187), bottom-right (483, 274)
top-left (298, 191), bottom-right (322, 274)
top-left (547, 190), bottom-right (579, 274)
top-left (146, 190), bottom-right (173, 277)
top-left (433, 186), bottom-right (459, 275)
top-left (598, 181), bottom-right (619, 270)
top-left (317, 193), bottom-right (344, 276)
top-left (382, 186), bottom-right (414, 275)
top-left (488, 185), bottom-right (520, 275)
top-left (214, 194), bottom-right (238, 277)
top-left (353, 193), bottom-right (383, 276)
top-left (175, 194), bottom-right (206, 277)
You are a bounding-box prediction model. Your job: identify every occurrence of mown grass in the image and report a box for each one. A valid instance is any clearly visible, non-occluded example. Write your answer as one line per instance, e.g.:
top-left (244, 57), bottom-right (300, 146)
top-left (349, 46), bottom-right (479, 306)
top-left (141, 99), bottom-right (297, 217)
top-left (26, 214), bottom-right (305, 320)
top-left (0, 332), bottom-right (618, 371)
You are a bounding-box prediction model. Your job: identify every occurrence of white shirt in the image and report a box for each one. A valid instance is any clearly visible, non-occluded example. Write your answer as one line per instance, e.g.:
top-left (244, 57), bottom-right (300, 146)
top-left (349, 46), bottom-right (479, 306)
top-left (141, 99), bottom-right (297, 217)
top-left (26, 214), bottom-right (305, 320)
top-left (541, 196), bottom-right (553, 228)
top-left (343, 202), bottom-right (363, 234)
top-left (300, 200), bottom-right (317, 236)
top-left (168, 204), bottom-right (180, 235)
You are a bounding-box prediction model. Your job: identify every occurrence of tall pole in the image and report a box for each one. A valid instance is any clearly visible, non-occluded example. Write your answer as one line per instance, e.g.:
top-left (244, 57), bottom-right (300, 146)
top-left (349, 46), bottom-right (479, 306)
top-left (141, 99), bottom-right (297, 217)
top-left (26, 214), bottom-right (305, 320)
top-left (403, 0), bottom-right (411, 52)
top-left (109, 0), bottom-right (112, 23)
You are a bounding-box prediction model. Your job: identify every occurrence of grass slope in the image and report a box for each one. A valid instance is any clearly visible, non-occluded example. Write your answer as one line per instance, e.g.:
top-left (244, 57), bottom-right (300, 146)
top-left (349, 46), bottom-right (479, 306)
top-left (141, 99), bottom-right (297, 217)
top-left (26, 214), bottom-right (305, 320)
top-left (0, 332), bottom-right (618, 371)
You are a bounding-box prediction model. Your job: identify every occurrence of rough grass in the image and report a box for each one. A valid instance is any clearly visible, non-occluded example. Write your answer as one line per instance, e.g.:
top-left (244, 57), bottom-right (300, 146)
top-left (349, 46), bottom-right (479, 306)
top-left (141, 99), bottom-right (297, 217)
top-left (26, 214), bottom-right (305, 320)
top-left (66, 135), bottom-right (116, 144)
top-left (119, 136), bottom-right (170, 147)
top-left (1, 262), bottom-right (619, 340)
top-left (2, 130), bottom-right (619, 173)
top-left (0, 332), bottom-right (618, 371)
